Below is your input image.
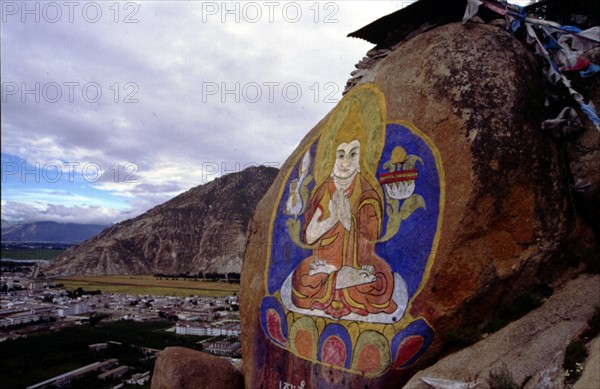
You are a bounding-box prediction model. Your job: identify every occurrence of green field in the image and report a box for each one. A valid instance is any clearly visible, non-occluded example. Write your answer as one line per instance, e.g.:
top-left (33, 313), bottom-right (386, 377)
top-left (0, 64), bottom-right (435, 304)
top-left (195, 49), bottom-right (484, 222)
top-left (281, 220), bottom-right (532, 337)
top-left (58, 275), bottom-right (239, 297)
top-left (0, 247), bottom-right (65, 260)
top-left (0, 320), bottom-right (203, 389)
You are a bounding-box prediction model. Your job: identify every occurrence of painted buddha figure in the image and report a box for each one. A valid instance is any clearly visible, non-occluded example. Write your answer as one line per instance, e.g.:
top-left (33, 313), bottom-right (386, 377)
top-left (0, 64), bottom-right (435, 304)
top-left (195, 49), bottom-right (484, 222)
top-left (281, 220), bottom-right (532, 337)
top-left (261, 84), bottom-right (438, 376)
top-left (290, 119), bottom-right (397, 319)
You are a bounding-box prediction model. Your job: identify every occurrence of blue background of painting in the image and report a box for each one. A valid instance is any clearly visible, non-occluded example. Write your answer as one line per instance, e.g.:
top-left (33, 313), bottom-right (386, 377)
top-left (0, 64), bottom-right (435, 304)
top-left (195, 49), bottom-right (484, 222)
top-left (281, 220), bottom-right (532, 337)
top-left (267, 123), bottom-right (441, 303)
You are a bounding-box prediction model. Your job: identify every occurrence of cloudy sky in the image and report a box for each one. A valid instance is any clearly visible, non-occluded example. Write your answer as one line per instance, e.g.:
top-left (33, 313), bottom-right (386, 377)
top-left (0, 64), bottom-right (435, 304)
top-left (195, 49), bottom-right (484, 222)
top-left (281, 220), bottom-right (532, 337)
top-left (1, 0), bottom-right (411, 226)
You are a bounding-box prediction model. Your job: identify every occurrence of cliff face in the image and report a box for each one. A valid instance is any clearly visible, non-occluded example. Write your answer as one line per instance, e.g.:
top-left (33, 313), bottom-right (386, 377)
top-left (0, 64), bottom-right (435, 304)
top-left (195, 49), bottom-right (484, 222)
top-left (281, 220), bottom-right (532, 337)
top-left (405, 274), bottom-right (600, 389)
top-left (45, 166), bottom-right (278, 276)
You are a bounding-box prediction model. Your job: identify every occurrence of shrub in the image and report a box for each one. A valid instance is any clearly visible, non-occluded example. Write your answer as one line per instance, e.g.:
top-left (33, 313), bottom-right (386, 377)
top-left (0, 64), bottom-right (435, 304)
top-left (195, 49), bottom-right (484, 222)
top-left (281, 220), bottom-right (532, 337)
top-left (487, 364), bottom-right (519, 389)
top-left (563, 338), bottom-right (588, 384)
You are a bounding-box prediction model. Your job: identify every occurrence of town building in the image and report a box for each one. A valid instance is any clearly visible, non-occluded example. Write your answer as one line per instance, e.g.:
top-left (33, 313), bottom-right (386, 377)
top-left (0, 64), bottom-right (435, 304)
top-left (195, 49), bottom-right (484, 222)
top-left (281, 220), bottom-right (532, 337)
top-left (203, 340), bottom-right (241, 357)
top-left (98, 365), bottom-right (129, 380)
top-left (26, 359), bottom-right (118, 389)
top-left (175, 321), bottom-right (240, 337)
top-left (57, 301), bottom-right (90, 317)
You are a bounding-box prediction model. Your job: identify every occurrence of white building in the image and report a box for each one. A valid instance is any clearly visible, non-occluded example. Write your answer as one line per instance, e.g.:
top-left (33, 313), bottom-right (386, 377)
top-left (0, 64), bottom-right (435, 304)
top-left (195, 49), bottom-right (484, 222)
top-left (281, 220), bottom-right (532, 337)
top-left (204, 341), bottom-right (241, 356)
top-left (175, 322), bottom-right (240, 337)
top-left (58, 302), bottom-right (89, 317)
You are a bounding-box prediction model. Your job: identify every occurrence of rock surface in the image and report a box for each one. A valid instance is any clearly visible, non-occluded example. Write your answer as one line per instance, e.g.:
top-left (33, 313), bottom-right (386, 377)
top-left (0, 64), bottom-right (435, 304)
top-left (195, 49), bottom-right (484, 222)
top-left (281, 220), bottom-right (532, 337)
top-left (46, 166), bottom-right (277, 276)
top-left (151, 347), bottom-right (244, 389)
top-left (566, 47), bottom-right (600, 237)
top-left (404, 273), bottom-right (600, 388)
top-left (240, 22), bottom-right (596, 387)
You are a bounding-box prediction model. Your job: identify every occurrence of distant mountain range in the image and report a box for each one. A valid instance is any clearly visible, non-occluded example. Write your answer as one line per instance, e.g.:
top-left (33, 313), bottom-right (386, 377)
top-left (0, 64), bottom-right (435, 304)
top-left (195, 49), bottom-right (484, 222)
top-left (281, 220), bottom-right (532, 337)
top-left (1, 221), bottom-right (109, 244)
top-left (44, 165), bottom-right (278, 277)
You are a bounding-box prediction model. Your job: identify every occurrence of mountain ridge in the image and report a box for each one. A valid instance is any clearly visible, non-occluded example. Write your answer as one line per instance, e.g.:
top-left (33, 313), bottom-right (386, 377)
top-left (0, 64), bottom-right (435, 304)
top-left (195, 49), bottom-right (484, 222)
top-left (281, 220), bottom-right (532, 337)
top-left (1, 221), bottom-right (109, 244)
top-left (45, 165), bottom-right (278, 276)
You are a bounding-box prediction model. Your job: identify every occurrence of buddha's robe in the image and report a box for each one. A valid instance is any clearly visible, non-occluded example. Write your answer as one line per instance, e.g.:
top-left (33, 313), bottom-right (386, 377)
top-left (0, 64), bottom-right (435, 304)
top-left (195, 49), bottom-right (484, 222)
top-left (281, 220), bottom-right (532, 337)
top-left (291, 174), bottom-right (396, 319)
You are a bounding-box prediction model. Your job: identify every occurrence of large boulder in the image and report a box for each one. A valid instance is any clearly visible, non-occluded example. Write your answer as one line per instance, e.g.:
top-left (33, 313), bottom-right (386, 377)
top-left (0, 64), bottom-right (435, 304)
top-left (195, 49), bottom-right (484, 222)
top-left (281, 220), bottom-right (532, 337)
top-left (151, 347), bottom-right (243, 389)
top-left (240, 22), bottom-right (593, 387)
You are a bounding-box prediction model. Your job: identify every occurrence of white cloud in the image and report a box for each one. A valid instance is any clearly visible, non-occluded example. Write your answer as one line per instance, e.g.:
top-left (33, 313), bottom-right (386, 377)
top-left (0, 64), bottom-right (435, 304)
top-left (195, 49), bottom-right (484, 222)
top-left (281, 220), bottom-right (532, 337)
top-left (1, 200), bottom-right (121, 225)
top-left (1, 1), bottom-right (408, 224)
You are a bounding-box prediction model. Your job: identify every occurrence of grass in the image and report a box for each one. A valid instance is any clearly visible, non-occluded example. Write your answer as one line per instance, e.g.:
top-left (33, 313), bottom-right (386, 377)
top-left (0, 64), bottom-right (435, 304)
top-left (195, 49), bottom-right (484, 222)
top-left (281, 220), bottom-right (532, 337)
top-left (57, 275), bottom-right (239, 297)
top-left (0, 247), bottom-right (65, 260)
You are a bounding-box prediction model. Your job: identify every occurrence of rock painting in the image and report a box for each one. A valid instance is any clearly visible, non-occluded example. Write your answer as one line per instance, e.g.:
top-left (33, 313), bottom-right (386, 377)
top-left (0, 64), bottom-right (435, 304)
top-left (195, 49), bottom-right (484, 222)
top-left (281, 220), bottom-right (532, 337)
top-left (260, 83), bottom-right (444, 377)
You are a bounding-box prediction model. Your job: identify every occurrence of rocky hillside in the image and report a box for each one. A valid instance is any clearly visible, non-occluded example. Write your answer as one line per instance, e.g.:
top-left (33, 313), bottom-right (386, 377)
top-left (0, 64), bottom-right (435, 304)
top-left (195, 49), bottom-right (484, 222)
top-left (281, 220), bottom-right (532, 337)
top-left (45, 166), bottom-right (278, 276)
top-left (406, 273), bottom-right (600, 388)
top-left (1, 221), bottom-right (109, 243)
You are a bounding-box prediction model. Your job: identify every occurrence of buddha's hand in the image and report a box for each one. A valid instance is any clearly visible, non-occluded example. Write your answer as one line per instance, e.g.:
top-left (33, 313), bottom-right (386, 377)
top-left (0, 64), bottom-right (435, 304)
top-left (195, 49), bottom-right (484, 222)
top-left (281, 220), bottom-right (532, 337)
top-left (327, 198), bottom-right (339, 222)
top-left (308, 259), bottom-right (337, 276)
top-left (332, 189), bottom-right (352, 231)
top-left (335, 266), bottom-right (376, 289)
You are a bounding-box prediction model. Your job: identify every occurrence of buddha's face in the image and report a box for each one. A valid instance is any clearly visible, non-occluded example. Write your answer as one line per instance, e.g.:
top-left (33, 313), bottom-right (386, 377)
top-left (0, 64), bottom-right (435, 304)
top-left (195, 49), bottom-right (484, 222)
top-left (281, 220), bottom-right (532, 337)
top-left (332, 140), bottom-right (360, 180)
